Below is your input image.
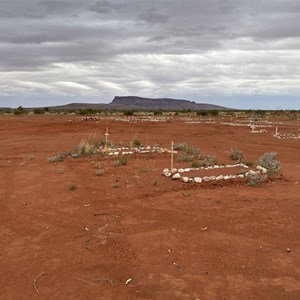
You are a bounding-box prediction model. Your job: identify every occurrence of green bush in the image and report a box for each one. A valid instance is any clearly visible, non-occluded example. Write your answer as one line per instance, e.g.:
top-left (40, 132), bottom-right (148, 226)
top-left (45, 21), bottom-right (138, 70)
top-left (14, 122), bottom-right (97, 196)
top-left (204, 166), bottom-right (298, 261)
top-left (124, 110), bottom-right (134, 116)
top-left (230, 148), bottom-right (244, 162)
top-left (257, 152), bottom-right (281, 176)
top-left (247, 174), bottom-right (267, 187)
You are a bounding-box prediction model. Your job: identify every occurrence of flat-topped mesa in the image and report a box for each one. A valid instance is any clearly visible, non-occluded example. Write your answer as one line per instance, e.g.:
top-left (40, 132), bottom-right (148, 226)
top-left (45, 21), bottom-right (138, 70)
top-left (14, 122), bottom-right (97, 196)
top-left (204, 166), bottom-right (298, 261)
top-left (110, 96), bottom-right (230, 110)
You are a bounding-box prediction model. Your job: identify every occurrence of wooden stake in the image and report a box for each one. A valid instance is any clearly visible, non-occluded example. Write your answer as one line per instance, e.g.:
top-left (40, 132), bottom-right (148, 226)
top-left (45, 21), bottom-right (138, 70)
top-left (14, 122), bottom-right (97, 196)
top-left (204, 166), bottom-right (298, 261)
top-left (105, 128), bottom-right (109, 148)
top-left (171, 141), bottom-right (174, 171)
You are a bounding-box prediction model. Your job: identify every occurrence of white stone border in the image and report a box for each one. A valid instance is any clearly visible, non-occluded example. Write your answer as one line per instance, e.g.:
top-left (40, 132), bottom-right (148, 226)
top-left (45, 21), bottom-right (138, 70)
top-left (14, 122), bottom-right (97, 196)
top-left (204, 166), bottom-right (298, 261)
top-left (96, 146), bottom-right (170, 156)
top-left (162, 164), bottom-right (268, 184)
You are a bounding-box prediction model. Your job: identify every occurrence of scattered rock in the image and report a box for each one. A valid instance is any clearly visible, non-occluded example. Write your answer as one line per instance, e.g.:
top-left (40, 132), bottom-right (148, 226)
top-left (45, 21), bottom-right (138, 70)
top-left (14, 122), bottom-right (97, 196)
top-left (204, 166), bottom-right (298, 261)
top-left (172, 173), bottom-right (181, 180)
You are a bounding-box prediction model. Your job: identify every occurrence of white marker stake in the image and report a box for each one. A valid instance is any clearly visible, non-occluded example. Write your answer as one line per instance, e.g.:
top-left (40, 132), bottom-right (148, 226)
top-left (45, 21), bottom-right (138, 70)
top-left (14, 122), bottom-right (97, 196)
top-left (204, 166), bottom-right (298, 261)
top-left (105, 128), bottom-right (109, 148)
top-left (275, 127), bottom-right (278, 137)
top-left (171, 141), bottom-right (174, 171)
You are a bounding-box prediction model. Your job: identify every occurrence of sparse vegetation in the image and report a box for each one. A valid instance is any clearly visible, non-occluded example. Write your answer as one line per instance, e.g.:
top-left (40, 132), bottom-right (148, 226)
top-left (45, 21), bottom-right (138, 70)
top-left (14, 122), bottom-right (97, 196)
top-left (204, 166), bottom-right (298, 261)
top-left (190, 161), bottom-right (200, 168)
top-left (247, 173), bottom-right (267, 187)
top-left (114, 158), bottom-right (128, 167)
top-left (230, 148), bottom-right (244, 162)
top-left (33, 109), bottom-right (45, 115)
top-left (132, 139), bottom-right (141, 147)
top-left (47, 152), bottom-right (67, 163)
top-left (173, 143), bottom-right (188, 151)
top-left (68, 184), bottom-right (77, 190)
top-left (95, 169), bottom-right (105, 176)
top-left (198, 154), bottom-right (218, 167)
top-left (123, 110), bottom-right (134, 116)
top-left (77, 135), bottom-right (101, 155)
top-left (257, 152), bottom-right (281, 176)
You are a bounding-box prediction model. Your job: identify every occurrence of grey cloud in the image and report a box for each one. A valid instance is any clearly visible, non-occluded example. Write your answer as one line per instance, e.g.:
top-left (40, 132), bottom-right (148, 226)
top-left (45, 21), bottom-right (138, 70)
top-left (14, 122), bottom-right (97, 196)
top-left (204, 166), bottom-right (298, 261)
top-left (0, 0), bottom-right (300, 108)
top-left (89, 0), bottom-right (121, 14)
top-left (138, 8), bottom-right (169, 24)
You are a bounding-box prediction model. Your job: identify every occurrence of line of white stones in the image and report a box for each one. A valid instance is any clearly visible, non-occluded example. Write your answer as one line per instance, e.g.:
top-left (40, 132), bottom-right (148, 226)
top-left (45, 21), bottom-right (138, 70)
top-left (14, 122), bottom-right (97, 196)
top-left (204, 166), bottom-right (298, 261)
top-left (162, 164), bottom-right (268, 184)
top-left (274, 134), bottom-right (300, 139)
top-left (101, 146), bottom-right (167, 156)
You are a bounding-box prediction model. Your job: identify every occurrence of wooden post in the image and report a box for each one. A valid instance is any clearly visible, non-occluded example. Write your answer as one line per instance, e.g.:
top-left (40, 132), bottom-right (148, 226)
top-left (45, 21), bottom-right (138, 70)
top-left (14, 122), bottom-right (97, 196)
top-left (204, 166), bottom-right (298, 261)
top-left (105, 128), bottom-right (109, 148)
top-left (171, 141), bottom-right (174, 171)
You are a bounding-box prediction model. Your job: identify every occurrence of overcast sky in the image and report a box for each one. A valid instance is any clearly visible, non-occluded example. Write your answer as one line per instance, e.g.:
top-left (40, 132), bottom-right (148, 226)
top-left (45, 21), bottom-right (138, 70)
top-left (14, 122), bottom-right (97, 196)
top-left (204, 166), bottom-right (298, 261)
top-left (0, 0), bottom-right (300, 109)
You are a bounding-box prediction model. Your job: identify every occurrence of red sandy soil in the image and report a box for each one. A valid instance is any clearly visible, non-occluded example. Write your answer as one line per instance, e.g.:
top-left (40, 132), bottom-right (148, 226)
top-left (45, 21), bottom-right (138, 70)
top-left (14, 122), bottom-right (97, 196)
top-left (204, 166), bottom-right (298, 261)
top-left (0, 115), bottom-right (300, 300)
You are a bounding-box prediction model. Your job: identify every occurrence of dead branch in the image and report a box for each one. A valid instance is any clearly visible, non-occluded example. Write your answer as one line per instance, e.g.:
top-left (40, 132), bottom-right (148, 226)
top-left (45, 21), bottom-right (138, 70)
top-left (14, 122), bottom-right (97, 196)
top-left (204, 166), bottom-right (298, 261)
top-left (33, 272), bottom-right (46, 294)
top-left (75, 276), bottom-right (98, 287)
top-left (93, 213), bottom-right (123, 217)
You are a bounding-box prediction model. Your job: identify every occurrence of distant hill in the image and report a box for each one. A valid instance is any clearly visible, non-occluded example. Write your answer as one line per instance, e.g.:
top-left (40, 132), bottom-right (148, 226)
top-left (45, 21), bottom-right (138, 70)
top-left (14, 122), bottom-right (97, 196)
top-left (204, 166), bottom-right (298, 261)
top-left (110, 96), bottom-right (228, 110)
top-left (49, 96), bottom-right (230, 111)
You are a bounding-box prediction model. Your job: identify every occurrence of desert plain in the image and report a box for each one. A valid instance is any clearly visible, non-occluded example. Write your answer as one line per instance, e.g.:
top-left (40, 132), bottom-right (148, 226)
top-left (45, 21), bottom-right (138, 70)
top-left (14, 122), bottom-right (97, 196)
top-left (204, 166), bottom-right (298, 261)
top-left (0, 114), bottom-right (300, 299)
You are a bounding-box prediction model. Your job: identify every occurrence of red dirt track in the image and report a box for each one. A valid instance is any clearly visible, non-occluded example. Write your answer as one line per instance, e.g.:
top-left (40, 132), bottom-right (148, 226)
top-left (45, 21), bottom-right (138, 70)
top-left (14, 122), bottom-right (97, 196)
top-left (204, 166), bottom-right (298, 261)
top-left (0, 115), bottom-right (300, 299)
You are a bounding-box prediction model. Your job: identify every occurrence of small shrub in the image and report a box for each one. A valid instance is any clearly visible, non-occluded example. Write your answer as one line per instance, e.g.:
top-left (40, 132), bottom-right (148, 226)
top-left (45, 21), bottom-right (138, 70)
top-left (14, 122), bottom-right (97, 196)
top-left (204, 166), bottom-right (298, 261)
top-left (95, 169), bottom-right (104, 176)
top-left (33, 109), bottom-right (45, 115)
top-left (230, 148), bottom-right (244, 162)
top-left (247, 174), bottom-right (267, 187)
top-left (47, 152), bottom-right (66, 163)
top-left (199, 155), bottom-right (218, 167)
top-left (77, 137), bottom-right (98, 155)
top-left (114, 158), bottom-right (128, 167)
top-left (257, 152), bottom-right (280, 176)
top-left (190, 161), bottom-right (200, 168)
top-left (173, 143), bottom-right (188, 151)
top-left (124, 110), bottom-right (134, 116)
top-left (196, 111), bottom-right (208, 116)
top-left (178, 153), bottom-right (194, 162)
top-left (68, 184), bottom-right (77, 190)
top-left (132, 139), bottom-right (141, 147)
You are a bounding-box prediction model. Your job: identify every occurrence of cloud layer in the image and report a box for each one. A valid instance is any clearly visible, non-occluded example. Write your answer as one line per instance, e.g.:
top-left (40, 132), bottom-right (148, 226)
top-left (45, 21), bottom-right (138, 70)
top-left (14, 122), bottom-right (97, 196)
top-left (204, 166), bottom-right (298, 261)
top-left (0, 0), bottom-right (300, 108)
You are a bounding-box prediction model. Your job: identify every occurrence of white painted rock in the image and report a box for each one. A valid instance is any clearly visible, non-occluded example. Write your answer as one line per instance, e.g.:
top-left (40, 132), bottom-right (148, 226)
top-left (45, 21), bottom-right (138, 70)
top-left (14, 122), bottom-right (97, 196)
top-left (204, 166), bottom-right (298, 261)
top-left (178, 168), bottom-right (184, 173)
top-left (216, 175), bottom-right (224, 180)
top-left (202, 176), bottom-right (210, 182)
top-left (184, 168), bottom-right (191, 172)
top-left (245, 170), bottom-right (257, 177)
top-left (240, 164), bottom-right (249, 169)
top-left (171, 168), bottom-right (178, 174)
top-left (165, 172), bottom-right (172, 177)
top-left (210, 176), bottom-right (216, 181)
top-left (172, 173), bottom-right (181, 180)
top-left (257, 165), bottom-right (268, 174)
top-left (194, 177), bottom-right (202, 183)
top-left (163, 168), bottom-right (169, 174)
top-left (224, 175), bottom-right (230, 180)
top-left (237, 174), bottom-right (245, 178)
top-left (214, 165), bottom-right (220, 168)
top-left (182, 177), bottom-right (189, 183)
